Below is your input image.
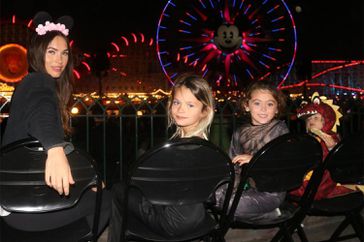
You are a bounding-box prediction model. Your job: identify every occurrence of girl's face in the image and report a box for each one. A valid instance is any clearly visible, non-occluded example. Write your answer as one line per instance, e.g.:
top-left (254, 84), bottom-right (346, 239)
top-left (171, 86), bottom-right (207, 135)
top-left (44, 36), bottom-right (69, 78)
top-left (245, 89), bottom-right (278, 125)
top-left (306, 113), bottom-right (324, 131)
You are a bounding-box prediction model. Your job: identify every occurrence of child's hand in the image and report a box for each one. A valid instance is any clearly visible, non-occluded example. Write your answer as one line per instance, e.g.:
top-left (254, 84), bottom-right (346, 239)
top-left (91, 181), bottom-right (106, 192)
top-left (309, 128), bottom-right (337, 149)
top-left (309, 128), bottom-right (324, 137)
top-left (232, 154), bottom-right (253, 166)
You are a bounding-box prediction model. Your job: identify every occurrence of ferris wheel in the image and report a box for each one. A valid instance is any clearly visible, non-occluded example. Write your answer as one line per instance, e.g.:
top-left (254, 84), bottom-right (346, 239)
top-left (156, 0), bottom-right (297, 89)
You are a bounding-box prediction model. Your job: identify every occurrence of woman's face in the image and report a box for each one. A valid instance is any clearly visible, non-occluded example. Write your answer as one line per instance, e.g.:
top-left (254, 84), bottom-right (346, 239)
top-left (245, 89), bottom-right (278, 125)
top-left (171, 86), bottom-right (207, 135)
top-left (44, 35), bottom-right (69, 78)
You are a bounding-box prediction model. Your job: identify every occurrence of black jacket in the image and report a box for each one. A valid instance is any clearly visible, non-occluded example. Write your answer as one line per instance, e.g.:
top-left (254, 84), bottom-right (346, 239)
top-left (2, 72), bottom-right (66, 151)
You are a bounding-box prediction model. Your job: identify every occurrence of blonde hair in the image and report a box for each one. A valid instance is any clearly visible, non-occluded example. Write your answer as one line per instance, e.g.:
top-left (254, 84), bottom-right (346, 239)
top-left (168, 73), bottom-right (214, 139)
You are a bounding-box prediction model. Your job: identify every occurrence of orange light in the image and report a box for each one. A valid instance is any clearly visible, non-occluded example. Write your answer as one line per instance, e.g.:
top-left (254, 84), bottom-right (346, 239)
top-left (0, 43), bottom-right (28, 83)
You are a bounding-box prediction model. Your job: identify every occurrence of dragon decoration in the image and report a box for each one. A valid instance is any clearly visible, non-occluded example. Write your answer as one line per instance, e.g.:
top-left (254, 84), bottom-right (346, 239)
top-left (296, 92), bottom-right (342, 133)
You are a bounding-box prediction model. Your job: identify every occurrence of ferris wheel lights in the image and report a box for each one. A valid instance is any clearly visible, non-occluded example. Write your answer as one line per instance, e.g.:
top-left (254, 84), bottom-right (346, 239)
top-left (73, 69), bottom-right (80, 79)
top-left (149, 38), bottom-right (154, 46)
top-left (178, 29), bottom-right (192, 34)
top-left (179, 19), bottom-right (192, 26)
top-left (139, 33), bottom-right (145, 43)
top-left (81, 61), bottom-right (91, 71)
top-left (131, 33), bottom-right (137, 43)
top-left (272, 16), bottom-right (285, 23)
top-left (121, 36), bottom-right (129, 46)
top-left (185, 12), bottom-right (198, 21)
top-left (157, 0), bottom-right (297, 88)
top-left (111, 42), bottom-right (120, 52)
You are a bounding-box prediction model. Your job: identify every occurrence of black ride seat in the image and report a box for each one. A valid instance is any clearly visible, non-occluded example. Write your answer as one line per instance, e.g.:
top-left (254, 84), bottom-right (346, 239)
top-left (119, 137), bottom-right (235, 242)
top-left (0, 138), bottom-right (103, 242)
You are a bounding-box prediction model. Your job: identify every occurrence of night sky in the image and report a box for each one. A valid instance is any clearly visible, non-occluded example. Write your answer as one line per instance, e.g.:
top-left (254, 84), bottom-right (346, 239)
top-left (1, 0), bottom-right (363, 59)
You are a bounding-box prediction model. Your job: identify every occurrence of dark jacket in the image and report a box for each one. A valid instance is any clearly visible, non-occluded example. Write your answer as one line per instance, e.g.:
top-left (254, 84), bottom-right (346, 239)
top-left (2, 72), bottom-right (66, 150)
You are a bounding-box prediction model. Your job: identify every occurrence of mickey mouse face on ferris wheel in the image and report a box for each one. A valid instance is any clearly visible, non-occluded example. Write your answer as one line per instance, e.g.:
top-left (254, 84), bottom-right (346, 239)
top-left (156, 0), bottom-right (298, 89)
top-left (214, 24), bottom-right (242, 52)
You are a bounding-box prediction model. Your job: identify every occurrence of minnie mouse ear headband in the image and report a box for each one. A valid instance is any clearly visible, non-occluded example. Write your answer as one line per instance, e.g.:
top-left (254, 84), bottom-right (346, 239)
top-left (32, 11), bottom-right (73, 36)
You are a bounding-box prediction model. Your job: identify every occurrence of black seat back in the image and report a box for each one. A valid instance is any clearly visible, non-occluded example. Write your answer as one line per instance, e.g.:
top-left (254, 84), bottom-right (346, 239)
top-left (129, 137), bottom-right (235, 206)
top-left (326, 133), bottom-right (364, 185)
top-left (0, 139), bottom-right (99, 213)
top-left (244, 133), bottom-right (322, 193)
top-left (221, 133), bottom-right (323, 235)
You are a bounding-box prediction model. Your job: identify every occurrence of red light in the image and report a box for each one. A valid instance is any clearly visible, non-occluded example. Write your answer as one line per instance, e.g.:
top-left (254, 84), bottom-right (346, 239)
top-left (111, 42), bottom-right (120, 52)
top-left (73, 69), bottom-right (80, 79)
top-left (81, 61), bottom-right (91, 71)
top-left (131, 33), bottom-right (137, 43)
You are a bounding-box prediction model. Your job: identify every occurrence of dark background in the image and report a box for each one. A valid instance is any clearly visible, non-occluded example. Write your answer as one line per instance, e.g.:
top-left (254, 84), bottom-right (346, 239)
top-left (1, 0), bottom-right (364, 59)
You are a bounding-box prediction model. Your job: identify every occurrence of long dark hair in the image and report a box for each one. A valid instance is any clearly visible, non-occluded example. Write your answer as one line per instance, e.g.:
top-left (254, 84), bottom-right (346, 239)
top-left (27, 30), bottom-right (74, 133)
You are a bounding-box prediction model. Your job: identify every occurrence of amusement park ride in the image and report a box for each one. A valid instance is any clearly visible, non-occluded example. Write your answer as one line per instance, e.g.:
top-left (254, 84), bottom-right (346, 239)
top-left (0, 0), bottom-right (363, 100)
top-left (156, 0), bottom-right (297, 89)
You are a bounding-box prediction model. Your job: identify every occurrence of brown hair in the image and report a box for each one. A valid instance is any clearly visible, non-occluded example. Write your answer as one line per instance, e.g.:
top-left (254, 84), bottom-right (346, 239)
top-left (241, 81), bottom-right (286, 117)
top-left (27, 31), bottom-right (74, 133)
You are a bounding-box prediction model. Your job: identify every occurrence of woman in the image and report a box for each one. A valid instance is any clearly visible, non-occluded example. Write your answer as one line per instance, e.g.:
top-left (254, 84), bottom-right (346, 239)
top-left (1, 11), bottom-right (111, 236)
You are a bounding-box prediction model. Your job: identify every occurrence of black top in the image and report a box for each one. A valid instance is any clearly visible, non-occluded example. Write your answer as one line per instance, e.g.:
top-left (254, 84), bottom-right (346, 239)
top-left (2, 72), bottom-right (68, 151)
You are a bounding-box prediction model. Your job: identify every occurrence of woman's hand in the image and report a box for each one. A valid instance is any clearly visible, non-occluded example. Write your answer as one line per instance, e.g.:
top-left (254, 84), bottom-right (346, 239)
top-left (232, 154), bottom-right (253, 166)
top-left (45, 147), bottom-right (75, 196)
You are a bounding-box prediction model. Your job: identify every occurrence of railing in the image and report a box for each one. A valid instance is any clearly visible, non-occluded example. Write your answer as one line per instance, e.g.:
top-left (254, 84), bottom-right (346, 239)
top-left (1, 94), bottom-right (363, 187)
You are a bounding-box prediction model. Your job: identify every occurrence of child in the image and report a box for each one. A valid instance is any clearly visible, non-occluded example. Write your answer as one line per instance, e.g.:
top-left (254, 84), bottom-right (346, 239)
top-left (168, 73), bottom-right (214, 139)
top-left (216, 81), bottom-right (289, 221)
top-left (108, 73), bottom-right (215, 241)
top-left (290, 92), bottom-right (354, 199)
